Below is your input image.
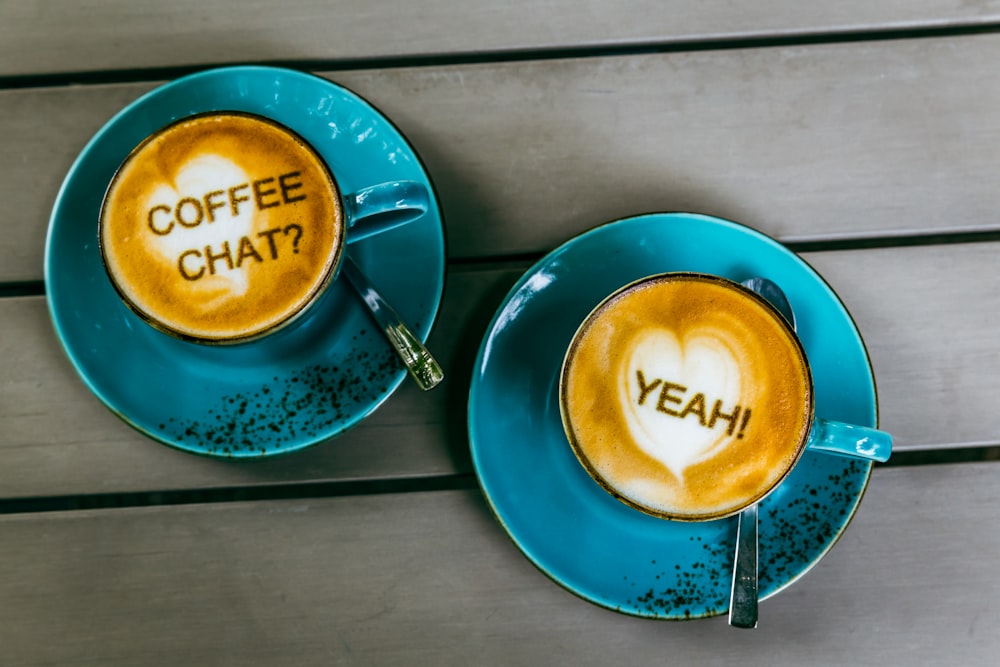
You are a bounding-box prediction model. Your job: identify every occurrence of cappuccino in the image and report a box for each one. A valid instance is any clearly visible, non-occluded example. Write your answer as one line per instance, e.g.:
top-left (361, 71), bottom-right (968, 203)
top-left (100, 112), bottom-right (342, 343)
top-left (560, 273), bottom-right (813, 521)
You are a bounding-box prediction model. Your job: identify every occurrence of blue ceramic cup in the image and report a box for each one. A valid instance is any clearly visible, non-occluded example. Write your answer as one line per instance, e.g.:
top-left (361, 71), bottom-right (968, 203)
top-left (559, 271), bottom-right (892, 522)
top-left (99, 110), bottom-right (429, 345)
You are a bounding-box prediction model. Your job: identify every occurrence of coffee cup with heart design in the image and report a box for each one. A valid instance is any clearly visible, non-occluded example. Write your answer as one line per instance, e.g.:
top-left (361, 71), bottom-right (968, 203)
top-left (559, 272), bottom-right (892, 522)
top-left (99, 111), bottom-right (429, 344)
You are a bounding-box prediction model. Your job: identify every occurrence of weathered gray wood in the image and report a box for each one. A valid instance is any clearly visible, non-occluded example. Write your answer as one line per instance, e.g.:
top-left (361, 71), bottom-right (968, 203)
top-left (0, 462), bottom-right (996, 666)
top-left (3, 1), bottom-right (1000, 77)
top-left (2, 242), bottom-right (999, 499)
top-left (1, 83), bottom-right (156, 283)
top-left (7, 34), bottom-right (1000, 281)
top-left (805, 242), bottom-right (1000, 452)
top-left (0, 267), bottom-right (512, 498)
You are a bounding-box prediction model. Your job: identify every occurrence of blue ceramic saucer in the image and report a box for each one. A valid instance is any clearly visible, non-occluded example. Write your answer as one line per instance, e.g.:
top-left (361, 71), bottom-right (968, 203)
top-left (45, 67), bottom-right (445, 457)
top-left (469, 213), bottom-right (877, 619)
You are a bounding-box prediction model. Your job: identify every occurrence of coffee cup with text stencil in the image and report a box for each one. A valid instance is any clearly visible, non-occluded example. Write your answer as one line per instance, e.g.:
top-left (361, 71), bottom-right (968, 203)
top-left (99, 111), bottom-right (429, 344)
top-left (559, 272), bottom-right (891, 521)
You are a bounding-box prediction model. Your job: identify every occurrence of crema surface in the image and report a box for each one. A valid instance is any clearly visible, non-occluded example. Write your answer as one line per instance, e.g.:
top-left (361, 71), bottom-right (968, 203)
top-left (100, 112), bottom-right (342, 342)
top-left (560, 274), bottom-right (812, 520)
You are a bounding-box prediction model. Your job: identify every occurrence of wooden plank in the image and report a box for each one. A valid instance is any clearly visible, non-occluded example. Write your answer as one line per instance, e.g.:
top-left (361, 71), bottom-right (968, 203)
top-left (803, 242), bottom-right (1000, 452)
top-left (2, 241), bottom-right (999, 499)
top-left (7, 34), bottom-right (1000, 282)
top-left (0, 83), bottom-right (155, 283)
top-left (0, 462), bottom-right (996, 665)
top-left (3, 1), bottom-right (1000, 77)
top-left (0, 267), bottom-right (513, 499)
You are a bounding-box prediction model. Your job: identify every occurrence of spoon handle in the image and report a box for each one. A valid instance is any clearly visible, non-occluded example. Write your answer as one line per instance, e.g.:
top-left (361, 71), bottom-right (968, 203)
top-left (729, 502), bottom-right (759, 629)
top-left (343, 256), bottom-right (444, 391)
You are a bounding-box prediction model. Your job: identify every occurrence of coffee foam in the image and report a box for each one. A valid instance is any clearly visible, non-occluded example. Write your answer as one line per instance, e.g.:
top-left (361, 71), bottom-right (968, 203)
top-left (100, 112), bottom-right (342, 342)
top-left (561, 274), bottom-right (812, 520)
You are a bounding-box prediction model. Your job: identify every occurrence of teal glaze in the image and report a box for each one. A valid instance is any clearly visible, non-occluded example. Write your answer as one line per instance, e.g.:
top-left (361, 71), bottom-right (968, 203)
top-left (347, 180), bottom-right (431, 242)
top-left (468, 213), bottom-right (878, 619)
top-left (808, 417), bottom-right (891, 462)
top-left (45, 66), bottom-right (445, 457)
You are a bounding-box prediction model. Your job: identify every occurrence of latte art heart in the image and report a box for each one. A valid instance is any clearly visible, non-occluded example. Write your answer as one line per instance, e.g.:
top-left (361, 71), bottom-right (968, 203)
top-left (622, 328), bottom-right (746, 478)
top-left (145, 154), bottom-right (256, 308)
top-left (560, 274), bottom-right (812, 521)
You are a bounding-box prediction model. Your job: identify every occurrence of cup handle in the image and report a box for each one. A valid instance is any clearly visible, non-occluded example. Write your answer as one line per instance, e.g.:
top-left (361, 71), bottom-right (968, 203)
top-left (343, 180), bottom-right (430, 243)
top-left (805, 418), bottom-right (892, 462)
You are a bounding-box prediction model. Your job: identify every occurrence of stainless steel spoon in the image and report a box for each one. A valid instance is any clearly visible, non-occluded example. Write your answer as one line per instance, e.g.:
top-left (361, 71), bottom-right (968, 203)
top-left (342, 254), bottom-right (444, 391)
top-left (729, 277), bottom-right (796, 629)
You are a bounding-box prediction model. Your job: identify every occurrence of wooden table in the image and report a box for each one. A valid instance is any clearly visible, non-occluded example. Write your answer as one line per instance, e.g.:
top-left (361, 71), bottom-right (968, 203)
top-left (3, 3), bottom-right (1000, 664)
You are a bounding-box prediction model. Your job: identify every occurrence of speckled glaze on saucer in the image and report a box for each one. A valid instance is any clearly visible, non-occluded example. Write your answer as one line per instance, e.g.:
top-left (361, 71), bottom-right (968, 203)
top-left (45, 67), bottom-right (445, 457)
top-left (468, 213), bottom-right (877, 619)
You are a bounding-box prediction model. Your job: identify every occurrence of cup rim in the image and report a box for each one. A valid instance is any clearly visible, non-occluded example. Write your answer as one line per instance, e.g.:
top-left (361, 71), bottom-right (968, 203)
top-left (97, 109), bottom-right (346, 346)
top-left (558, 270), bottom-right (816, 522)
